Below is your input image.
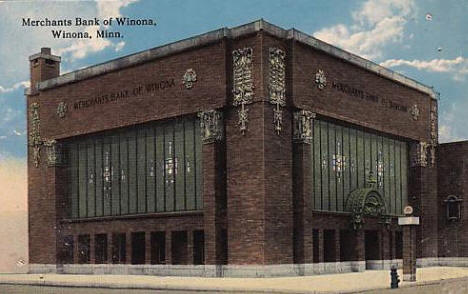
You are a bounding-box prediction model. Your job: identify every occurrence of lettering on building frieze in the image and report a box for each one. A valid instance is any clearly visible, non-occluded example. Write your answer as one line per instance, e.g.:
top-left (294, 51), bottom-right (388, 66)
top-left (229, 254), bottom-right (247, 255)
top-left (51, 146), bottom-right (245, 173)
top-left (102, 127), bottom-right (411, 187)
top-left (182, 68), bottom-right (197, 89)
top-left (410, 142), bottom-right (428, 167)
top-left (232, 47), bottom-right (254, 135)
top-left (29, 102), bottom-right (42, 167)
top-left (293, 110), bottom-right (315, 144)
top-left (268, 48), bottom-right (286, 135)
top-left (198, 110), bottom-right (224, 144)
top-left (43, 139), bottom-right (65, 166)
top-left (56, 101), bottom-right (67, 118)
top-left (72, 78), bottom-right (176, 111)
top-left (329, 80), bottom-right (418, 118)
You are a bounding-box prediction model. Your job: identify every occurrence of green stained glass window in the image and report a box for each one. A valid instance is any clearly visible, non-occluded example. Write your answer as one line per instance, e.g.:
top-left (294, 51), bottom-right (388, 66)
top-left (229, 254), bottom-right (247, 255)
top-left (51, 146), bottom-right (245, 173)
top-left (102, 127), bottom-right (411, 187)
top-left (311, 118), bottom-right (408, 215)
top-left (67, 115), bottom-right (202, 219)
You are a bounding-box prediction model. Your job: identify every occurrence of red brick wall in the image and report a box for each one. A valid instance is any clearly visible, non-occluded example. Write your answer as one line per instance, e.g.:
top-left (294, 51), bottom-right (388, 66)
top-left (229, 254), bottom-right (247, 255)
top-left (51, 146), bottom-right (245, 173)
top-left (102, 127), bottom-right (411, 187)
top-left (438, 142), bottom-right (468, 257)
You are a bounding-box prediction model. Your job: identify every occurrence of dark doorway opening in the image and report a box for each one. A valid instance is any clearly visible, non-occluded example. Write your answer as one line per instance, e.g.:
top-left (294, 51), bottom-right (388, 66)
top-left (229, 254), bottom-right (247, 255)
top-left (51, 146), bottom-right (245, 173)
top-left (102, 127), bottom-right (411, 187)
top-left (151, 232), bottom-right (166, 264)
top-left (172, 231), bottom-right (188, 265)
top-left (77, 235), bottom-right (90, 264)
top-left (112, 233), bottom-right (126, 264)
top-left (193, 230), bottom-right (205, 265)
top-left (365, 230), bottom-right (380, 261)
top-left (323, 230), bottom-right (336, 262)
top-left (131, 232), bottom-right (146, 264)
top-left (389, 231), bottom-right (394, 260)
top-left (395, 231), bottom-right (403, 259)
top-left (95, 234), bottom-right (108, 264)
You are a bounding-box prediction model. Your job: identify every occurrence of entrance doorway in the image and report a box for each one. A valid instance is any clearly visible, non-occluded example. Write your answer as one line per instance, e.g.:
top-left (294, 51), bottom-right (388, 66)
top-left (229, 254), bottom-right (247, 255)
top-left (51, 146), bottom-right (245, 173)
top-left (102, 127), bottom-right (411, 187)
top-left (365, 230), bottom-right (380, 269)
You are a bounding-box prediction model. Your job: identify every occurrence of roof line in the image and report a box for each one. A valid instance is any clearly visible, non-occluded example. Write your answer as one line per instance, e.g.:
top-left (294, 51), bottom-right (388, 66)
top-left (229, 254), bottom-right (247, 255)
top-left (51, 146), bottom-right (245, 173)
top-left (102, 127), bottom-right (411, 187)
top-left (31, 19), bottom-right (437, 99)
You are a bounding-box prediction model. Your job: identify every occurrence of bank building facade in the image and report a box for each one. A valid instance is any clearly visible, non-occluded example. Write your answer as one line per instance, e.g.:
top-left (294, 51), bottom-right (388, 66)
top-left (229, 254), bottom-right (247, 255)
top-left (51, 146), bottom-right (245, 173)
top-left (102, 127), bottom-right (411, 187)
top-left (27, 20), bottom-right (468, 277)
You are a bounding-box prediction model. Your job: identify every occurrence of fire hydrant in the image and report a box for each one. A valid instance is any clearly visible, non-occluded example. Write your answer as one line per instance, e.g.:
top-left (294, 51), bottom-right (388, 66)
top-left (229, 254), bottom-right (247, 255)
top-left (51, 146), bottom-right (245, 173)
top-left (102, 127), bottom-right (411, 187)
top-left (390, 266), bottom-right (400, 289)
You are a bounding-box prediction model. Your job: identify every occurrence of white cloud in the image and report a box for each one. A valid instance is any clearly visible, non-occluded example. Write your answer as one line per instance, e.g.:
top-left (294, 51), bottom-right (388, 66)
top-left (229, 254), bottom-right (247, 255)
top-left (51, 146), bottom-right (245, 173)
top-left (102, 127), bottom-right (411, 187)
top-left (313, 0), bottom-right (415, 59)
top-left (0, 80), bottom-right (29, 94)
top-left (380, 57), bottom-right (468, 81)
top-left (438, 103), bottom-right (468, 143)
top-left (12, 130), bottom-right (23, 136)
top-left (439, 124), bottom-right (463, 143)
top-left (96, 0), bottom-right (139, 19)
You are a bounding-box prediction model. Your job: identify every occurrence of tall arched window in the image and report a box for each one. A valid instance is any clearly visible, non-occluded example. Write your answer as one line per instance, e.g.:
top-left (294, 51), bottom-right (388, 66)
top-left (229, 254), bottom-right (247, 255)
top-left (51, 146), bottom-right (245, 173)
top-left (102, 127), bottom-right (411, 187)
top-left (444, 195), bottom-right (462, 222)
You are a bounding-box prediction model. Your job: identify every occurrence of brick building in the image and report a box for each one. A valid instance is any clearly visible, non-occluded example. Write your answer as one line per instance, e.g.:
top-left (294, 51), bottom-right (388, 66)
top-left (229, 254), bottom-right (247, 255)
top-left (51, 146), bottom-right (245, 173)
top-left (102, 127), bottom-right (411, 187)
top-left (27, 20), bottom-right (455, 277)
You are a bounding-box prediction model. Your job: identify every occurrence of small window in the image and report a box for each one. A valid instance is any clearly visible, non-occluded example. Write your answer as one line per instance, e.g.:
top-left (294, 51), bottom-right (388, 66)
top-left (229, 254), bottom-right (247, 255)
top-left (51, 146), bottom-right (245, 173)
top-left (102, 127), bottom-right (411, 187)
top-left (444, 195), bottom-right (462, 222)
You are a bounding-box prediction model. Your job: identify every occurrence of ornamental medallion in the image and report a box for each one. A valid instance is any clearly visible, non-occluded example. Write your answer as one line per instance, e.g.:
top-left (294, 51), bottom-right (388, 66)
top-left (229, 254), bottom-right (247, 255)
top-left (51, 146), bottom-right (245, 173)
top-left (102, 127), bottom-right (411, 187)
top-left (56, 102), bottom-right (67, 118)
top-left (182, 68), bottom-right (197, 89)
top-left (315, 69), bottom-right (327, 90)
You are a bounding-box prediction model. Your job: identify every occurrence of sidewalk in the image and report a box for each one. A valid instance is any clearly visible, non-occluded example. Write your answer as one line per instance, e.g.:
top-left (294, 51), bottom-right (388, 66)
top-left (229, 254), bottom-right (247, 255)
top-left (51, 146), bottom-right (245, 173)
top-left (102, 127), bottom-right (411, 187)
top-left (1, 267), bottom-right (468, 293)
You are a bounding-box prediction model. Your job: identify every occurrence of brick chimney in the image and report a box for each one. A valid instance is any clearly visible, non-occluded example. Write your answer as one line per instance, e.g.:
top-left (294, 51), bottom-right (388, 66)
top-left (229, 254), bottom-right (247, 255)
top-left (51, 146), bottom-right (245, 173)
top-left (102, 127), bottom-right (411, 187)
top-left (29, 47), bottom-right (60, 94)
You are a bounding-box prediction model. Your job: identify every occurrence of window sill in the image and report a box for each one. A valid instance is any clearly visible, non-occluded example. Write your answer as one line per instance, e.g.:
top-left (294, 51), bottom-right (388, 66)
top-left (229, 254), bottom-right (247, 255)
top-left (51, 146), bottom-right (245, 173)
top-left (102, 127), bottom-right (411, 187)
top-left (61, 210), bottom-right (203, 223)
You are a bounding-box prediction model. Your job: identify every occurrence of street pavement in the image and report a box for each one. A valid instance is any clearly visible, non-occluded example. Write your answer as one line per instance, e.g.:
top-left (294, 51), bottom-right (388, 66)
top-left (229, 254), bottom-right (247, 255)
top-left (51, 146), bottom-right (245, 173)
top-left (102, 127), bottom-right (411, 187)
top-left (1, 267), bottom-right (468, 293)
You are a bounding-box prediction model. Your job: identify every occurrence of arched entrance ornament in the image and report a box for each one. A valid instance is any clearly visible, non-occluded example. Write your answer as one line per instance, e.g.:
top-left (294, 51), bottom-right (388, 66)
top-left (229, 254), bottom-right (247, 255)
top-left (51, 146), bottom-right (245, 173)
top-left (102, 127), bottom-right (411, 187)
top-left (345, 173), bottom-right (389, 230)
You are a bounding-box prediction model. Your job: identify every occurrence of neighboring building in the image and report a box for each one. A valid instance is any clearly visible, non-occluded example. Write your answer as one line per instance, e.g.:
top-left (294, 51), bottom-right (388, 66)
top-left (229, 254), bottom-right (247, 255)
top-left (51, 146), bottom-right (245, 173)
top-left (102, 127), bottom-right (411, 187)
top-left (27, 20), bottom-right (453, 277)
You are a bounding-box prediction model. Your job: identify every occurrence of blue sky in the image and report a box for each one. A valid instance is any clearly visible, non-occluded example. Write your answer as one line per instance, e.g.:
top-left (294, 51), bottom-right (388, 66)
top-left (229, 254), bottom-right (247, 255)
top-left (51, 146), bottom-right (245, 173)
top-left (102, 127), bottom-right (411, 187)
top-left (0, 0), bottom-right (467, 161)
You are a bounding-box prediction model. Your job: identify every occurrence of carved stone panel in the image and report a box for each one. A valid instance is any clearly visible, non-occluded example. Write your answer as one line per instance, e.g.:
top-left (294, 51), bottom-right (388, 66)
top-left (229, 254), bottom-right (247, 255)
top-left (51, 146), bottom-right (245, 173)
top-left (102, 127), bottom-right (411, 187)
top-left (293, 110), bottom-right (316, 144)
top-left (29, 102), bottom-right (42, 167)
top-left (232, 47), bottom-right (254, 135)
top-left (44, 139), bottom-right (65, 166)
top-left (198, 110), bottom-right (224, 144)
top-left (410, 142), bottom-right (428, 167)
top-left (268, 48), bottom-right (286, 135)
top-left (410, 104), bottom-right (420, 121)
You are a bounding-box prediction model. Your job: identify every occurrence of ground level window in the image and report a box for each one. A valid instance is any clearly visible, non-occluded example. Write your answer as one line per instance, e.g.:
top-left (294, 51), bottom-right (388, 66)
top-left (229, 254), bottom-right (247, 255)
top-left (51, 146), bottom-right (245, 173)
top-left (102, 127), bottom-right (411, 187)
top-left (172, 231), bottom-right (188, 265)
top-left (312, 229), bottom-right (320, 263)
top-left (95, 234), bottom-right (108, 264)
top-left (193, 230), bottom-right (205, 265)
top-left (61, 235), bottom-right (74, 264)
top-left (131, 232), bottom-right (146, 264)
top-left (151, 232), bottom-right (166, 264)
top-left (112, 233), bottom-right (126, 264)
top-left (77, 235), bottom-right (90, 264)
top-left (323, 230), bottom-right (336, 262)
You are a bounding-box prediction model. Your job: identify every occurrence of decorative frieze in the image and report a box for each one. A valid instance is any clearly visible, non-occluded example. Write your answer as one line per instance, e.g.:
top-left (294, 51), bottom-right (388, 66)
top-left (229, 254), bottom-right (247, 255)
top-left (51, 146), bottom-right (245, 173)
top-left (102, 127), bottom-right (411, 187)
top-left (43, 139), bottom-right (65, 166)
top-left (198, 110), bottom-right (224, 144)
top-left (268, 48), bottom-right (286, 135)
top-left (232, 47), bottom-right (254, 135)
top-left (293, 110), bottom-right (316, 144)
top-left (56, 102), bottom-right (67, 118)
top-left (410, 142), bottom-right (428, 167)
top-left (29, 102), bottom-right (42, 167)
top-left (182, 68), bottom-right (197, 89)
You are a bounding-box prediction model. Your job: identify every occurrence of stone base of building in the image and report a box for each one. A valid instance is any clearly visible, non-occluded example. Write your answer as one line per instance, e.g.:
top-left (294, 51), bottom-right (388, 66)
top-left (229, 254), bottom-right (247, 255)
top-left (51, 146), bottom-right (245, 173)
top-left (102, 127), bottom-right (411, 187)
top-left (30, 261), bottom-right (365, 277)
top-left (28, 258), bottom-right (468, 277)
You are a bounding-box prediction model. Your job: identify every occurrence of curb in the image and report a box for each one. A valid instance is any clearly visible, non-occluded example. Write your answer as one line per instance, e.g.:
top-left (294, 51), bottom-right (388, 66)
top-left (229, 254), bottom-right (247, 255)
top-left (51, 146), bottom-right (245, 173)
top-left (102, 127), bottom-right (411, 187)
top-left (2, 275), bottom-right (468, 293)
